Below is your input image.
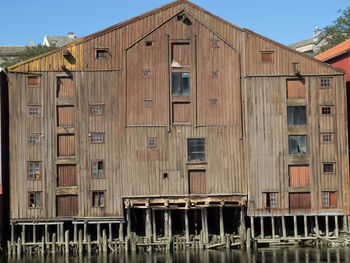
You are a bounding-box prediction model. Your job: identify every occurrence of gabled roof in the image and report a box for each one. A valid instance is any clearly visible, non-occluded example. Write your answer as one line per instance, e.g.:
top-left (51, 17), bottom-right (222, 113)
top-left (315, 39), bottom-right (350, 61)
top-left (288, 38), bottom-right (313, 49)
top-left (43, 35), bottom-right (77, 47)
top-left (0, 46), bottom-right (26, 56)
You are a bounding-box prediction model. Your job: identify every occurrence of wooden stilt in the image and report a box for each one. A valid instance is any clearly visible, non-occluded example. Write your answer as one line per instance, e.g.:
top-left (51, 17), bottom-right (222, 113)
top-left (201, 208), bottom-right (208, 243)
top-left (74, 223), bottom-right (77, 243)
top-left (152, 210), bottom-right (156, 242)
top-left (52, 233), bottom-right (56, 254)
top-left (293, 215), bottom-right (297, 238)
top-left (164, 210), bottom-right (169, 237)
top-left (65, 230), bottom-right (69, 254)
top-left (185, 210), bottom-right (189, 242)
top-left (17, 237), bottom-right (22, 256)
top-left (102, 229), bottom-right (107, 253)
top-left (304, 216), bottom-right (308, 237)
top-left (84, 222), bottom-right (87, 243)
top-left (127, 209), bottom-right (131, 238)
top-left (219, 207), bottom-right (224, 242)
top-left (21, 225), bottom-right (25, 244)
top-left (326, 215), bottom-right (329, 237)
top-left (11, 223), bottom-right (14, 244)
top-left (315, 216), bottom-right (319, 237)
top-left (33, 224), bottom-right (36, 243)
top-left (260, 217), bottom-right (264, 238)
top-left (169, 210), bottom-right (172, 238)
top-left (343, 216), bottom-right (348, 232)
top-left (44, 224), bottom-right (48, 243)
top-left (145, 209), bottom-right (152, 241)
top-left (271, 217), bottom-right (275, 239)
top-left (97, 223), bottom-right (101, 242)
top-left (119, 222), bottom-right (124, 242)
top-left (335, 215), bottom-right (339, 237)
top-left (109, 223), bottom-right (112, 242)
top-left (60, 223), bottom-right (64, 243)
top-left (41, 236), bottom-right (44, 254)
top-left (250, 217), bottom-right (255, 239)
top-left (87, 235), bottom-right (91, 254)
top-left (78, 229), bottom-right (83, 255)
top-left (240, 206), bottom-right (246, 242)
top-left (56, 224), bottom-right (60, 243)
top-left (282, 216), bottom-right (286, 240)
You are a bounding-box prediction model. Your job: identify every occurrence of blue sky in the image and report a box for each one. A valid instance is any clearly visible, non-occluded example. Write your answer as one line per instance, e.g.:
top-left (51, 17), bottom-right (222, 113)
top-left (0, 0), bottom-right (349, 46)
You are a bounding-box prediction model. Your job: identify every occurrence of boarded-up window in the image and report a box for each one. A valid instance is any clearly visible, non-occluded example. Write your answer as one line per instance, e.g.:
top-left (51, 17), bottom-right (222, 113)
top-left (289, 192), bottom-right (311, 211)
top-left (57, 106), bottom-right (75, 127)
top-left (58, 134), bottom-right (75, 156)
top-left (92, 161), bottom-right (104, 179)
top-left (57, 165), bottom-right (76, 187)
top-left (322, 191), bottom-right (336, 208)
top-left (287, 79), bottom-right (305, 99)
top-left (260, 51), bottom-right (274, 62)
top-left (28, 162), bottom-right (41, 180)
top-left (27, 76), bottom-right (40, 86)
top-left (56, 195), bottom-right (78, 216)
top-left (187, 138), bottom-right (205, 162)
top-left (289, 165), bottom-right (310, 187)
top-left (28, 192), bottom-right (41, 208)
top-left (172, 43), bottom-right (190, 67)
top-left (287, 106), bottom-right (306, 125)
top-left (289, 135), bottom-right (307, 154)
top-left (57, 77), bottom-right (74, 98)
top-left (173, 102), bottom-right (191, 123)
top-left (189, 170), bottom-right (206, 194)
top-left (92, 191), bottom-right (105, 207)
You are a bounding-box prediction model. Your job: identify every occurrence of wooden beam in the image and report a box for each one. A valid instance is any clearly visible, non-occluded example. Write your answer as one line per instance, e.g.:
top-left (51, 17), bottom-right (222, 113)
top-left (271, 217), bottom-right (275, 239)
top-left (33, 224), bottom-right (36, 243)
top-left (293, 216), bottom-right (297, 238)
top-left (315, 216), bottom-right (319, 237)
top-left (169, 210), bottom-right (173, 238)
top-left (127, 209), bottom-right (131, 238)
top-left (10, 223), bottom-right (14, 244)
top-left (304, 216), bottom-right (308, 237)
top-left (109, 223), bottom-right (112, 242)
top-left (152, 210), bottom-right (156, 242)
top-left (21, 225), bottom-right (25, 244)
top-left (282, 216), bottom-right (286, 240)
top-left (83, 222), bottom-right (87, 243)
top-left (145, 209), bottom-right (152, 240)
top-left (201, 208), bottom-right (208, 243)
top-left (119, 222), bottom-right (124, 242)
top-left (74, 223), bottom-right (77, 243)
top-left (325, 216), bottom-right (329, 237)
top-left (164, 210), bottom-right (169, 237)
top-left (44, 224), bottom-right (48, 243)
top-left (185, 210), bottom-right (189, 242)
top-left (343, 216), bottom-right (348, 232)
top-left (219, 207), bottom-right (224, 241)
top-left (250, 217), bottom-right (255, 239)
top-left (335, 215), bottom-right (339, 237)
top-left (260, 217), bottom-right (264, 239)
top-left (97, 223), bottom-right (101, 242)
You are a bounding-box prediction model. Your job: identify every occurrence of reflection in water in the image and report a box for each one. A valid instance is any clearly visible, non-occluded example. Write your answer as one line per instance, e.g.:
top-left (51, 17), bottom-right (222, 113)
top-left (4, 247), bottom-right (350, 263)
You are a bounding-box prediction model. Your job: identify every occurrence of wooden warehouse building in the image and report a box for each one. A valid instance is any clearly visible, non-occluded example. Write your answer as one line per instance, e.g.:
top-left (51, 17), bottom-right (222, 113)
top-left (5, 0), bottom-right (350, 251)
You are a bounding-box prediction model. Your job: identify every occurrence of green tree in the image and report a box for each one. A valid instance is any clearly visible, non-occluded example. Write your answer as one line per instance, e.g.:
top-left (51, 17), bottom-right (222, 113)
top-left (318, 7), bottom-right (350, 53)
top-left (0, 44), bottom-right (58, 69)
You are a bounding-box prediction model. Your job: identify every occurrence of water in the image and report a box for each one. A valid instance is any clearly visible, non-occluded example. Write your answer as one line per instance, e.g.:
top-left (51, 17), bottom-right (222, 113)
top-left (3, 247), bottom-right (350, 263)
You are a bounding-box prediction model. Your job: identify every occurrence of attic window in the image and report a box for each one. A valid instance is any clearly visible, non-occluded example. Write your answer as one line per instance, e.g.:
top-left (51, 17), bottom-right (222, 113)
top-left (261, 51), bottom-right (274, 62)
top-left (211, 40), bottom-right (220, 48)
top-left (95, 48), bottom-right (108, 59)
top-left (27, 76), bottom-right (40, 86)
top-left (320, 78), bottom-right (331, 88)
top-left (145, 41), bottom-right (154, 47)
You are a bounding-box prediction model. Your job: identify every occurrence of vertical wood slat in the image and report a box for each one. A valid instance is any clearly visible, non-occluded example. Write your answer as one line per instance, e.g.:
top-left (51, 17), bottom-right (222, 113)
top-left (57, 165), bottom-right (76, 187)
top-left (57, 106), bottom-right (75, 127)
top-left (58, 135), bottom-right (75, 156)
top-left (189, 170), bottom-right (206, 194)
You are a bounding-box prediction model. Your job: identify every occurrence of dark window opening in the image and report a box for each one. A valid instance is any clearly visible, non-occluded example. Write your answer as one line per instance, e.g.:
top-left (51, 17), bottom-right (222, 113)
top-left (212, 71), bottom-right (218, 77)
top-left (289, 135), bottom-right (307, 154)
top-left (172, 72), bottom-right (190, 96)
top-left (264, 192), bottom-right (277, 209)
top-left (91, 133), bottom-right (104, 144)
top-left (145, 41), bottom-right (154, 47)
top-left (144, 99), bottom-right (152, 107)
top-left (321, 134), bottom-right (333, 144)
top-left (287, 106), bottom-right (306, 125)
top-left (29, 135), bottom-right (40, 144)
top-left (92, 161), bottom-right (104, 179)
top-left (323, 191), bottom-right (336, 208)
top-left (95, 49), bottom-right (108, 59)
top-left (90, 105), bottom-right (103, 115)
top-left (187, 138), bottom-right (205, 162)
top-left (147, 137), bottom-right (157, 148)
top-left (29, 192), bottom-right (41, 208)
top-left (323, 163), bottom-right (334, 173)
top-left (28, 106), bottom-right (40, 116)
top-left (92, 191), bottom-right (105, 208)
top-left (163, 173), bottom-right (168, 179)
top-left (210, 99), bottom-right (217, 106)
top-left (143, 70), bottom-right (150, 77)
top-left (211, 40), bottom-right (220, 48)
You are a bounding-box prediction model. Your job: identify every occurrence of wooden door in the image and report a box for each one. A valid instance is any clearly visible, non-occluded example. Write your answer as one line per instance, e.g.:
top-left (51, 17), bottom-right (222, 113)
top-left (57, 134), bottom-right (75, 156)
top-left (57, 77), bottom-right (74, 98)
top-left (57, 165), bottom-right (76, 187)
top-left (56, 195), bottom-right (78, 216)
top-left (289, 165), bottom-right (310, 186)
top-left (172, 102), bottom-right (191, 123)
top-left (289, 192), bottom-right (311, 211)
top-left (189, 170), bottom-right (206, 194)
top-left (287, 79), bottom-right (305, 99)
top-left (57, 106), bottom-right (75, 127)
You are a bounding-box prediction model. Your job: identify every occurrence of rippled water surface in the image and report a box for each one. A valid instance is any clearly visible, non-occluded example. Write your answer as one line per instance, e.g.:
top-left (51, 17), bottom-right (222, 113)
top-left (4, 247), bottom-right (350, 262)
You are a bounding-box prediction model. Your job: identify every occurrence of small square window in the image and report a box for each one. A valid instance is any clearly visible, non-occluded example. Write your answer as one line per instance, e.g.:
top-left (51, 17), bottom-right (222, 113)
top-left (212, 71), bottom-right (218, 78)
top-left (27, 76), bottom-right (40, 86)
top-left (264, 192), bottom-right (277, 209)
top-left (143, 70), bottom-right (150, 77)
top-left (260, 51), bottom-right (274, 62)
top-left (95, 49), bottom-right (108, 59)
top-left (323, 163), bottom-right (334, 173)
top-left (92, 161), bottom-right (104, 179)
top-left (28, 192), bottom-right (41, 208)
top-left (321, 133), bottom-right (333, 144)
top-left (321, 106), bottom-right (332, 115)
top-left (92, 191), bottom-right (105, 208)
top-left (187, 138), bottom-right (205, 162)
top-left (90, 105), bottom-right (104, 115)
top-left (28, 106), bottom-right (40, 116)
top-left (211, 40), bottom-right (220, 48)
top-left (144, 99), bottom-right (152, 107)
top-left (28, 162), bottom-right (41, 180)
top-left (145, 41), bottom-right (154, 47)
top-left (147, 137), bottom-right (157, 148)
top-left (209, 99), bottom-right (217, 106)
top-left (28, 134), bottom-right (40, 144)
top-left (320, 78), bottom-right (331, 88)
top-left (91, 133), bottom-right (104, 144)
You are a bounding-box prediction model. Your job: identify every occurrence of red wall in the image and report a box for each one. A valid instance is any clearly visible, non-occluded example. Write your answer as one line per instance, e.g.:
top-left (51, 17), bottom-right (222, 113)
top-left (327, 53), bottom-right (350, 83)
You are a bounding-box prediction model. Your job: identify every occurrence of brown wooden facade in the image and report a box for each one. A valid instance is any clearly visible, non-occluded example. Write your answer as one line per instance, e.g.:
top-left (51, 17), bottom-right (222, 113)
top-left (6, 0), bottom-right (349, 225)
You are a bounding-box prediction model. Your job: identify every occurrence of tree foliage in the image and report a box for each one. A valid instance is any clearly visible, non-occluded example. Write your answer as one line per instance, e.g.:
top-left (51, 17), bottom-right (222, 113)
top-left (0, 44), bottom-right (58, 69)
top-left (318, 7), bottom-right (350, 53)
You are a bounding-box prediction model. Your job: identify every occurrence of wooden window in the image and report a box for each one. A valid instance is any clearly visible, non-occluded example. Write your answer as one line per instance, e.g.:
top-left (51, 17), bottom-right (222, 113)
top-left (57, 106), bottom-right (75, 127)
top-left (189, 170), bottom-right (206, 194)
top-left (289, 165), bottom-right (310, 187)
top-left (147, 137), bottom-right (157, 148)
top-left (92, 191), bottom-right (105, 208)
top-left (287, 79), bottom-right (305, 99)
top-left (321, 106), bottom-right (332, 115)
top-left (28, 134), bottom-right (40, 145)
top-left (260, 51), bottom-right (274, 62)
top-left (144, 99), bottom-right (152, 107)
top-left (57, 165), bottom-right (76, 187)
top-left (187, 138), bottom-right (205, 162)
top-left (172, 102), bottom-right (191, 123)
top-left (57, 134), bottom-right (75, 156)
top-left (323, 163), bottom-right (335, 173)
top-left (27, 76), bottom-right (40, 86)
top-left (172, 42), bottom-right (190, 67)
top-left (212, 71), bottom-right (218, 78)
top-left (209, 99), bottom-right (217, 106)
top-left (95, 48), bottom-right (108, 59)
top-left (322, 191), bottom-right (336, 208)
top-left (287, 106), bottom-right (306, 125)
top-left (211, 40), bottom-right (220, 48)
top-left (320, 78), bottom-right (331, 88)
top-left (289, 192), bottom-right (311, 211)
top-left (172, 72), bottom-right (190, 96)
top-left (321, 133), bottom-right (334, 144)
top-left (28, 192), bottom-right (41, 208)
top-left (289, 135), bottom-right (307, 154)
top-left (56, 195), bottom-right (78, 216)
top-left (28, 106), bottom-right (40, 116)
top-left (57, 77), bottom-right (74, 98)
top-left (145, 40), bottom-right (154, 47)
top-left (92, 161), bottom-right (104, 179)
top-left (89, 105), bottom-right (104, 116)
top-left (143, 70), bottom-right (150, 77)
top-left (91, 133), bottom-right (104, 144)
top-left (264, 192), bottom-right (277, 209)
top-left (27, 162), bottom-right (41, 180)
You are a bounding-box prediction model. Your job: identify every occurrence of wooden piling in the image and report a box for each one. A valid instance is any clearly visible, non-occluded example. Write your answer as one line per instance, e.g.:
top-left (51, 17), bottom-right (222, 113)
top-left (169, 210), bottom-right (173, 238)
top-left (271, 217), bottom-right (275, 239)
top-left (7, 240), bottom-right (11, 256)
top-left (33, 224), bottom-right (36, 243)
top-left (21, 225), bottom-right (25, 244)
top-left (127, 209), bottom-right (131, 238)
top-left (79, 229), bottom-right (83, 255)
top-left (164, 210), bottom-right (169, 237)
top-left (304, 216), bottom-right (308, 237)
top-left (246, 228), bottom-right (251, 249)
top-left (185, 210), bottom-right (189, 242)
top-left (102, 229), bottom-right (107, 253)
top-left (60, 223), bottom-right (64, 244)
top-left (17, 237), bottom-right (22, 256)
top-left (145, 209), bottom-right (152, 241)
top-left (83, 222), bottom-right (87, 243)
top-left (315, 216), bottom-right (319, 237)
top-left (97, 223), bottom-right (101, 243)
top-left (45, 224), bottom-right (48, 243)
top-left (219, 207), bottom-right (224, 242)
top-left (74, 223), bottom-right (77, 243)
top-left (260, 217), bottom-right (264, 238)
top-left (201, 208), bottom-right (208, 244)
top-left (335, 215), bottom-right (339, 237)
top-left (343, 216), bottom-right (348, 232)
top-left (326, 215), bottom-right (329, 237)
top-left (293, 215), bottom-right (297, 238)
top-left (52, 233), bottom-right (56, 254)
top-left (119, 222), bottom-right (124, 242)
top-left (87, 234), bottom-right (91, 255)
top-left (108, 223), bottom-right (112, 243)
top-left (250, 217), bottom-right (255, 239)
top-left (41, 236), bottom-right (44, 254)
top-left (282, 216), bottom-right (286, 240)
top-left (151, 210), bottom-right (156, 242)
top-left (65, 230), bottom-right (69, 254)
